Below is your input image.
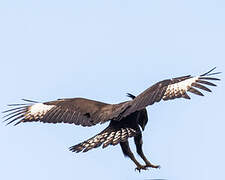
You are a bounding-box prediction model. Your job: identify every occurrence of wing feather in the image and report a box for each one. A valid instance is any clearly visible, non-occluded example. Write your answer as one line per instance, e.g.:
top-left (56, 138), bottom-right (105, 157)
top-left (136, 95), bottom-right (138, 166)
top-left (196, 80), bottom-right (217, 86)
top-left (192, 83), bottom-right (212, 92)
top-left (188, 87), bottom-right (204, 96)
top-left (7, 115), bottom-right (25, 126)
top-left (66, 111), bottom-right (75, 123)
top-left (182, 92), bottom-right (191, 100)
top-left (199, 77), bottom-right (220, 81)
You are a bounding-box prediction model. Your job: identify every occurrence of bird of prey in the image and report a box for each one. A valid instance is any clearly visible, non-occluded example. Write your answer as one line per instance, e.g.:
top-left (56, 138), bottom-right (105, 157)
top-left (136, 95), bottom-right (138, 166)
top-left (3, 68), bottom-right (220, 172)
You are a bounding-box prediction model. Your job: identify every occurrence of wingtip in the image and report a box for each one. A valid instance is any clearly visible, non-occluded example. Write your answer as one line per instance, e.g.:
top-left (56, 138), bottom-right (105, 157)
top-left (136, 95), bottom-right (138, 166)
top-left (14, 121), bottom-right (22, 126)
top-left (7, 103), bottom-right (27, 107)
top-left (4, 121), bottom-right (9, 126)
top-left (6, 121), bottom-right (13, 126)
top-left (4, 120), bottom-right (18, 126)
top-left (21, 99), bottom-right (39, 103)
top-left (200, 67), bottom-right (222, 77)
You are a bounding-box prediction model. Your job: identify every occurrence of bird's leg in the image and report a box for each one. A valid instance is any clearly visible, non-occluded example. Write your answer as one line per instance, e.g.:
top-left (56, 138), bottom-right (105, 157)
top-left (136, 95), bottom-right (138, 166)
top-left (134, 134), bottom-right (160, 169)
top-left (120, 141), bottom-right (147, 172)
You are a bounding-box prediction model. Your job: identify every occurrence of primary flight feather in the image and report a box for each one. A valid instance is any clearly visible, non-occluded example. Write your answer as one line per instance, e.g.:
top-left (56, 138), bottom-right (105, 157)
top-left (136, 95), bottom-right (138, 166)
top-left (3, 67), bottom-right (220, 172)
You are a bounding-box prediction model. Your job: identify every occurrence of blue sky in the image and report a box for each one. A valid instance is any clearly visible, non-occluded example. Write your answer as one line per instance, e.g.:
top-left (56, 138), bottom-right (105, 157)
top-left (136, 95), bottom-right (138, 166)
top-left (0, 1), bottom-right (224, 180)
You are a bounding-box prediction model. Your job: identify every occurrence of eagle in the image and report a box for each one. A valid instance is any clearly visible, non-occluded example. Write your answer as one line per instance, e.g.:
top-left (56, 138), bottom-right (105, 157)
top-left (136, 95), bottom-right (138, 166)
top-left (3, 67), bottom-right (220, 172)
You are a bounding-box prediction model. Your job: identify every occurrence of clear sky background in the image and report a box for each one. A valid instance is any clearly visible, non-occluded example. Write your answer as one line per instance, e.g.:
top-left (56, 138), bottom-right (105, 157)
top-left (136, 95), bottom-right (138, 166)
top-left (0, 1), bottom-right (224, 180)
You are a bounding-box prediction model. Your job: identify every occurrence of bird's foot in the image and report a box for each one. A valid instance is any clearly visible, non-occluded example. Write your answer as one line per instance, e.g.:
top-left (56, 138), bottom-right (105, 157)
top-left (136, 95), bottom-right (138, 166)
top-left (145, 163), bottom-right (161, 169)
top-left (135, 165), bottom-right (149, 172)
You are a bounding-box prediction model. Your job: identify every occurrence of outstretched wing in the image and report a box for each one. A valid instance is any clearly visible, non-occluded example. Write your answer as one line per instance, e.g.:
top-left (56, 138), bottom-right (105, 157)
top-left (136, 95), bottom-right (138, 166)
top-left (121, 67), bottom-right (221, 118)
top-left (3, 98), bottom-right (120, 127)
top-left (3, 68), bottom-right (221, 126)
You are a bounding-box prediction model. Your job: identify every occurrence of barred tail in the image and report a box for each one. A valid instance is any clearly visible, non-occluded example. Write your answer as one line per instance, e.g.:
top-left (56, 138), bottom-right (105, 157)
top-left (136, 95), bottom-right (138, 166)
top-left (69, 126), bottom-right (137, 153)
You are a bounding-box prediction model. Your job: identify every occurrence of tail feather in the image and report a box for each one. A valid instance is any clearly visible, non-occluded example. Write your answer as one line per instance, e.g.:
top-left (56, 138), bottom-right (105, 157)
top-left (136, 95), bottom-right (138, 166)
top-left (69, 126), bottom-right (137, 153)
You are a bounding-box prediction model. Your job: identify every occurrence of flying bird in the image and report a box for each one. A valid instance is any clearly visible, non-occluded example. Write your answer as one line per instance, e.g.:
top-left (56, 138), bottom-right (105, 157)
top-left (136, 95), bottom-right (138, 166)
top-left (3, 68), bottom-right (221, 172)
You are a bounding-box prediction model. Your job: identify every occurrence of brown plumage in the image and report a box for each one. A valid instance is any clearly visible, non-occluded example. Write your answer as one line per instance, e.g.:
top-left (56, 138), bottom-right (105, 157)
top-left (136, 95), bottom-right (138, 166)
top-left (3, 67), bottom-right (221, 172)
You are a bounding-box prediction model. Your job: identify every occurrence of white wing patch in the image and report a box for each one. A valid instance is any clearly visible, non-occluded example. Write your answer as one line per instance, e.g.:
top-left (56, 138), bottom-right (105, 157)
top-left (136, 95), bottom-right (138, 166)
top-left (26, 103), bottom-right (55, 119)
top-left (163, 76), bottom-right (199, 99)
